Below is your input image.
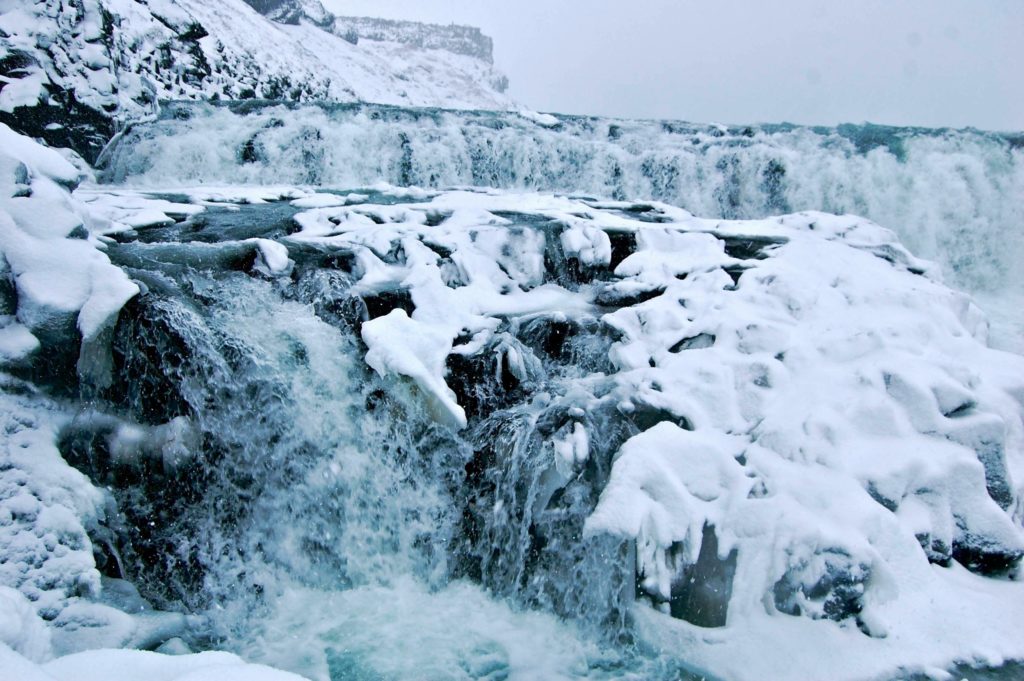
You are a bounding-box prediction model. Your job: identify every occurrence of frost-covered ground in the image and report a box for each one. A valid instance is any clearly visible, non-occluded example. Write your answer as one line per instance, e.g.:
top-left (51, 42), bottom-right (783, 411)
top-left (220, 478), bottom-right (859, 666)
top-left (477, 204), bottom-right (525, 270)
top-left (2, 118), bottom-right (1024, 680)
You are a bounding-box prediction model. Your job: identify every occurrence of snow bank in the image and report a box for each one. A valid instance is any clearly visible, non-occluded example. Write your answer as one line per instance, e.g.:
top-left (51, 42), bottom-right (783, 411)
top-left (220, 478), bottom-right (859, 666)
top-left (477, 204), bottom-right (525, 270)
top-left (0, 125), bottom-right (138, 349)
top-left (0, 388), bottom-right (105, 622)
top-left (0, 645), bottom-right (308, 681)
top-left (0, 125), bottom-right (82, 188)
top-left (0, 586), bottom-right (53, 662)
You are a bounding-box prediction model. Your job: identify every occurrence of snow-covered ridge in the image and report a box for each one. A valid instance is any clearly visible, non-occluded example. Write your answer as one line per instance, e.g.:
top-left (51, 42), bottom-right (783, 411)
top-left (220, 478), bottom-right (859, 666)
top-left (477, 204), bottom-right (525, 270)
top-left (104, 102), bottom-right (1024, 301)
top-left (239, 0), bottom-right (497, 64)
top-left (332, 16), bottom-right (497, 64)
top-left (241, 0), bottom-right (336, 29)
top-left (0, 0), bottom-right (512, 160)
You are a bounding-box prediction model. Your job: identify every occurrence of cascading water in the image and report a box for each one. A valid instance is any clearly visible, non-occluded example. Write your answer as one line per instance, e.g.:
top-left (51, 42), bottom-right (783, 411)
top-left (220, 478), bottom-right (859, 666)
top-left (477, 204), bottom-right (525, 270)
top-left (5, 96), bottom-right (1023, 681)
top-left (101, 101), bottom-right (1024, 301)
top-left (51, 200), bottom-right (698, 680)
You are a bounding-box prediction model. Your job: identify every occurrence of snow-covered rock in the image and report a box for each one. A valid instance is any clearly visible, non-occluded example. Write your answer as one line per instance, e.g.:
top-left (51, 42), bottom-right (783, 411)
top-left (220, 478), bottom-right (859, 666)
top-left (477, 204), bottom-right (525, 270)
top-left (1, 110), bottom-right (1022, 677)
top-left (281, 188), bottom-right (1024, 678)
top-left (0, 124), bottom-right (138, 361)
top-left (101, 104), bottom-right (1024, 325)
top-left (0, 384), bottom-right (106, 622)
top-left (0, 0), bottom-right (513, 160)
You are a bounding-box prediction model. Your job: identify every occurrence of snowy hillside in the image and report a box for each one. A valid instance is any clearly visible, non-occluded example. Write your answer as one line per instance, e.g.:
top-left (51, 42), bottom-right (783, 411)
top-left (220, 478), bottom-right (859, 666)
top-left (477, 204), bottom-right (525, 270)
top-left (0, 0), bottom-right (513, 159)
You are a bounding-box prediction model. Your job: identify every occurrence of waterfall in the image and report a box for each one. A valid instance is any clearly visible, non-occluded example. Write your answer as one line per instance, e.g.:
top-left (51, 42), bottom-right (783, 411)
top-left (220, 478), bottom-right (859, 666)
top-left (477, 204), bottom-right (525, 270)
top-left (101, 102), bottom-right (1024, 297)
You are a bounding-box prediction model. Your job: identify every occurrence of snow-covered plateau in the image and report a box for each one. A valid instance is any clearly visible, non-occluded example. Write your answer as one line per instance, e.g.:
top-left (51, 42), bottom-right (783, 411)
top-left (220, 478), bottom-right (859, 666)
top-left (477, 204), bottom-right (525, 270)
top-left (1, 115), bottom-right (1024, 680)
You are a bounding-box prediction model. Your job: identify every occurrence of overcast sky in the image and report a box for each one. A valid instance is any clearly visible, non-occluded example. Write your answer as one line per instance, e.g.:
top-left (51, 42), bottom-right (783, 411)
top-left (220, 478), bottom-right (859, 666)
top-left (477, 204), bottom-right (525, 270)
top-left (322, 0), bottom-right (1022, 131)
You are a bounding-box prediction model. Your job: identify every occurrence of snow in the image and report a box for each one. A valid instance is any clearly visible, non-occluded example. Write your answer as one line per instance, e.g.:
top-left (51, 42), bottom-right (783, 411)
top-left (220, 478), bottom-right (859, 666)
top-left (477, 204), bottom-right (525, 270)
top-left (8, 167), bottom-right (1020, 678)
top-left (102, 104), bottom-right (1024, 316)
top-left (72, 189), bottom-right (205, 234)
top-left (289, 192), bottom-right (370, 209)
top-left (0, 320), bottom-right (40, 363)
top-left (0, 0), bottom-right (513, 133)
top-left (286, 188), bottom-right (1024, 678)
top-left (0, 387), bottom-right (105, 621)
top-left (584, 423), bottom-right (748, 597)
top-left (517, 109), bottom-right (560, 127)
top-left (40, 649), bottom-right (307, 681)
top-left (0, 380), bottom-right (299, 681)
top-left (0, 72), bottom-right (46, 113)
top-left (362, 308), bottom-right (467, 428)
top-left (634, 561), bottom-right (1024, 681)
top-left (182, 185), bottom-right (311, 205)
top-left (0, 644), bottom-right (58, 681)
top-left (287, 192), bottom-right (602, 432)
top-left (289, 193), bottom-right (349, 209)
top-left (252, 238), bottom-right (294, 278)
top-left (0, 124), bottom-right (82, 188)
top-left (0, 587), bottom-right (299, 680)
top-left (0, 586), bottom-right (53, 662)
top-left (0, 128), bottom-right (139, 342)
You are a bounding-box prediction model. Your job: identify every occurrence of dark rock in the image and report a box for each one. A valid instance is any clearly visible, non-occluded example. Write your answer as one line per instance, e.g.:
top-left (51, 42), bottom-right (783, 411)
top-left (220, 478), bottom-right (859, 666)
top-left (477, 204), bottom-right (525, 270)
top-left (667, 525), bottom-right (737, 628)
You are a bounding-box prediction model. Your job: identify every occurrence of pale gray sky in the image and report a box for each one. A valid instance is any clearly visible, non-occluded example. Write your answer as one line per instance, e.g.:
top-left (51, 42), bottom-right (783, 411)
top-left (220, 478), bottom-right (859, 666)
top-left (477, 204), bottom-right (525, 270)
top-left (322, 0), bottom-right (1023, 131)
